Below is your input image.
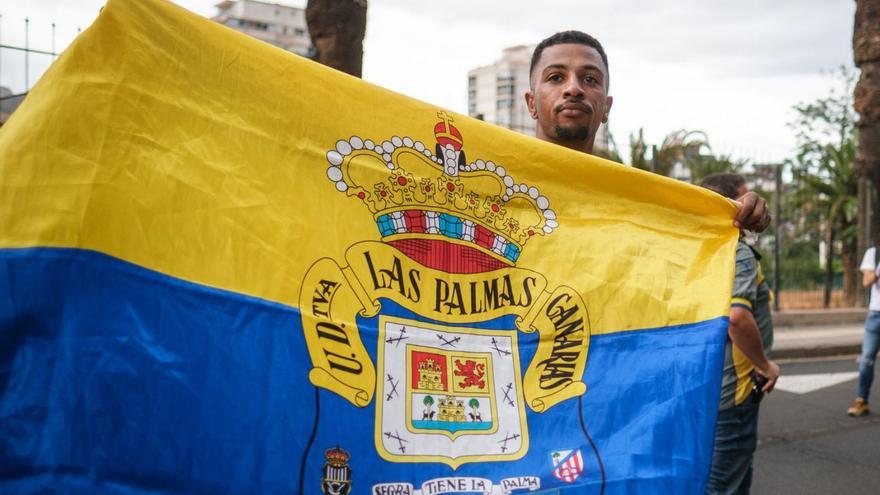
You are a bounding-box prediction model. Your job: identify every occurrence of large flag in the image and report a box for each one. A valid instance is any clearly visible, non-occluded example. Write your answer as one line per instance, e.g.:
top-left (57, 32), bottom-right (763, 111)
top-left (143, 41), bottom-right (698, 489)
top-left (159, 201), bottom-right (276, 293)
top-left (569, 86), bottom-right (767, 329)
top-left (0, 0), bottom-right (739, 493)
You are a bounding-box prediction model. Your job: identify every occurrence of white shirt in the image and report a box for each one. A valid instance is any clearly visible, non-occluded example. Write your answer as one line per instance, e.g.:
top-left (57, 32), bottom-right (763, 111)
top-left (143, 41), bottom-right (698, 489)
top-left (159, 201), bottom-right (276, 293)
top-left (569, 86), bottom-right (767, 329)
top-left (860, 247), bottom-right (880, 311)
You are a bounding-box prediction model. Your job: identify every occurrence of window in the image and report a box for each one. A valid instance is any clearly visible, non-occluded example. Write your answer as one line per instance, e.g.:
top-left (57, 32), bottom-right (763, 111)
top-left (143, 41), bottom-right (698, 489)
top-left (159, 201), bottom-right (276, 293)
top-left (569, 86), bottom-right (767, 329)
top-left (236, 19), bottom-right (270, 31)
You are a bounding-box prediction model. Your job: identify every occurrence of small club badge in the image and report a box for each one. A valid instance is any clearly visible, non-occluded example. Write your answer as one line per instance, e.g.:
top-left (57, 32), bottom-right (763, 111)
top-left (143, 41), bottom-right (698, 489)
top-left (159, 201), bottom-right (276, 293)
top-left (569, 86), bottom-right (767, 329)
top-left (321, 446), bottom-right (352, 495)
top-left (550, 449), bottom-right (584, 483)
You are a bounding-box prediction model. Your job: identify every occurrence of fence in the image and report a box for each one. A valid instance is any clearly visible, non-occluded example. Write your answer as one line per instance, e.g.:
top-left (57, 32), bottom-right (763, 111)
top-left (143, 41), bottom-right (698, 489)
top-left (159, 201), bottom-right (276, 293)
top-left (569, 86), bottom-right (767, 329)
top-left (0, 15), bottom-right (79, 124)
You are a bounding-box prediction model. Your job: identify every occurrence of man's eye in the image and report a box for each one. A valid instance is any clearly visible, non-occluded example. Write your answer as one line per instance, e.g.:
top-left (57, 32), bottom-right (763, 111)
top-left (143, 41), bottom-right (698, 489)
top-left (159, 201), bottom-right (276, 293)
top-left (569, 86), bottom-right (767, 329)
top-left (584, 76), bottom-right (598, 84)
top-left (547, 74), bottom-right (563, 82)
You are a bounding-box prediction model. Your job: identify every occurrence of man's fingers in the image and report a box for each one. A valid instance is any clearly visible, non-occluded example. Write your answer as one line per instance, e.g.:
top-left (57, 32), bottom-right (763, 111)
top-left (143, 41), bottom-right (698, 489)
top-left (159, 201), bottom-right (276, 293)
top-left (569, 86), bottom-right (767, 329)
top-left (758, 362), bottom-right (780, 394)
top-left (733, 192), bottom-right (770, 232)
top-left (759, 213), bottom-right (772, 232)
top-left (732, 194), bottom-right (755, 228)
top-left (743, 194), bottom-right (767, 231)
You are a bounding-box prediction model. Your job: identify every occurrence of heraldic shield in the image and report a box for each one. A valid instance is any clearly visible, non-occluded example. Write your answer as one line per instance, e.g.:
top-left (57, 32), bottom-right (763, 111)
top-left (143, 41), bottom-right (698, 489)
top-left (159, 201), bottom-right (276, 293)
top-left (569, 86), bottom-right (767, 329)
top-left (376, 317), bottom-right (528, 467)
top-left (299, 111), bottom-right (592, 483)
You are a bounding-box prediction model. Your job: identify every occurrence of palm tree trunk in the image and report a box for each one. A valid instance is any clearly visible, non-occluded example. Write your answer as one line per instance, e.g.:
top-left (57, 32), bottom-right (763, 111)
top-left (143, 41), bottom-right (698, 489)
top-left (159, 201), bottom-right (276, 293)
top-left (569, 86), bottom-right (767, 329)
top-left (854, 0), bottom-right (880, 251)
top-left (305, 0), bottom-right (368, 78)
top-left (823, 217), bottom-right (835, 308)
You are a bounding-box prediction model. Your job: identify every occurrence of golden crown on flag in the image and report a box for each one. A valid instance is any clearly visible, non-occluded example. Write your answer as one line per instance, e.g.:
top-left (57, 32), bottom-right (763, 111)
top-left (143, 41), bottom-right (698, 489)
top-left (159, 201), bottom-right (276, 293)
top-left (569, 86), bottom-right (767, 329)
top-left (324, 111), bottom-right (556, 266)
top-left (324, 446), bottom-right (350, 467)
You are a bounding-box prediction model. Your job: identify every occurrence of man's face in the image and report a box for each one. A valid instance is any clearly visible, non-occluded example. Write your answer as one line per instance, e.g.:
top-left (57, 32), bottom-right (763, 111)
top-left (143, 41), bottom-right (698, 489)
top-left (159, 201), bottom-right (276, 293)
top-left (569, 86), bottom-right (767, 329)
top-left (525, 43), bottom-right (613, 154)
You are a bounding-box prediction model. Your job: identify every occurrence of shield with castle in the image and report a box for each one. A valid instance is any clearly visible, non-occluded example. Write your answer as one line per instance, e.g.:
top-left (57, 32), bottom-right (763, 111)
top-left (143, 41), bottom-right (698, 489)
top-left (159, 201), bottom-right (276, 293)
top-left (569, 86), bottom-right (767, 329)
top-left (300, 111), bottom-right (592, 470)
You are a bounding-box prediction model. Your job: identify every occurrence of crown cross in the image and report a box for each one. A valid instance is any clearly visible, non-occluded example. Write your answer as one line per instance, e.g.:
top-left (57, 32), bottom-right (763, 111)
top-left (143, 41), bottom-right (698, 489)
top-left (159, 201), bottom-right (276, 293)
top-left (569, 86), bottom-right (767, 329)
top-left (436, 111), bottom-right (457, 142)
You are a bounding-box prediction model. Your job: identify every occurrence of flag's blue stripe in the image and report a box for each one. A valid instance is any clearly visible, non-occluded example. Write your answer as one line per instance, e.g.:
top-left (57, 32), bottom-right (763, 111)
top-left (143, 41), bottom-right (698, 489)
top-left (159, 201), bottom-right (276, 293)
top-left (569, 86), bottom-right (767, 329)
top-left (0, 247), bottom-right (726, 494)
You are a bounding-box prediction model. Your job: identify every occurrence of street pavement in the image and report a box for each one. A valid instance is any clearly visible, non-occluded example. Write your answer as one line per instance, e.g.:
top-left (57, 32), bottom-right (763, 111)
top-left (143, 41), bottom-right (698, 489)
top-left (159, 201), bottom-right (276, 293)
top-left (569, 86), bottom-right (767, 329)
top-left (752, 356), bottom-right (880, 495)
top-left (773, 323), bottom-right (864, 359)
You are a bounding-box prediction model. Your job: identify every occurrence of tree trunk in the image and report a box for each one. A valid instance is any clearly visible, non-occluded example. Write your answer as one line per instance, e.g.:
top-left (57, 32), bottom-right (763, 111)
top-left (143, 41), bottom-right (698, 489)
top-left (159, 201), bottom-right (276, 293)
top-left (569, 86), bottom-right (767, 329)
top-left (823, 218), bottom-right (835, 308)
top-left (305, 0), bottom-right (368, 78)
top-left (854, 0), bottom-right (880, 252)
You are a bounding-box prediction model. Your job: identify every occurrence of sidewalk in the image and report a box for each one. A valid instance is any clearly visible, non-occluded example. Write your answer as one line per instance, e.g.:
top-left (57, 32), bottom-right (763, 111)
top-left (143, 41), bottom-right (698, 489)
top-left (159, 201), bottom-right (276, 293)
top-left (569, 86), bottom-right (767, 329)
top-left (772, 309), bottom-right (865, 360)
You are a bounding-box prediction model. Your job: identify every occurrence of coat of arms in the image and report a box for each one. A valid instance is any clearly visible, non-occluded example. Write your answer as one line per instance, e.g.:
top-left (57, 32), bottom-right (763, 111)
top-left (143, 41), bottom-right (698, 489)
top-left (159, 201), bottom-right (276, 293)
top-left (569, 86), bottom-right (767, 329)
top-left (376, 317), bottom-right (527, 467)
top-left (300, 110), bottom-right (592, 471)
top-left (321, 446), bottom-right (352, 495)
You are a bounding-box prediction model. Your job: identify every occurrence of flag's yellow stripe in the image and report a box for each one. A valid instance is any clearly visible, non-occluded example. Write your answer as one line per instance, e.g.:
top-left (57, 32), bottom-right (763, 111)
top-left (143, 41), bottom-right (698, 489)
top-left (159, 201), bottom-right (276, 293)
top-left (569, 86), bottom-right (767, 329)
top-left (0, 0), bottom-right (738, 335)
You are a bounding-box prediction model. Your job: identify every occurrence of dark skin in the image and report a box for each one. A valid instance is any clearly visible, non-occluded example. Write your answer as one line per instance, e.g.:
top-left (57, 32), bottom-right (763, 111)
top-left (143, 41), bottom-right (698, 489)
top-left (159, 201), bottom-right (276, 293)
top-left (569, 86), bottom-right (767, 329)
top-left (525, 43), bottom-right (771, 232)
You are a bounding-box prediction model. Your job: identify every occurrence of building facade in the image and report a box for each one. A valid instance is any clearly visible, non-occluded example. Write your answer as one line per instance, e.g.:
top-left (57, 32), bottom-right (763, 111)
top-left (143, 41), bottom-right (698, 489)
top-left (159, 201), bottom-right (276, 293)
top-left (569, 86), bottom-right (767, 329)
top-left (467, 45), bottom-right (608, 151)
top-left (213, 0), bottom-right (312, 56)
top-left (0, 87), bottom-right (26, 126)
top-left (467, 46), bottom-right (535, 136)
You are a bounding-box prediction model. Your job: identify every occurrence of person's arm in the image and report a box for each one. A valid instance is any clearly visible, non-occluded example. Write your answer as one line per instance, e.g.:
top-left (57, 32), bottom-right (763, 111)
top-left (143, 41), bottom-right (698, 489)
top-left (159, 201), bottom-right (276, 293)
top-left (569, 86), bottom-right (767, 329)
top-left (734, 191), bottom-right (770, 232)
top-left (729, 306), bottom-right (780, 393)
top-left (863, 269), bottom-right (877, 288)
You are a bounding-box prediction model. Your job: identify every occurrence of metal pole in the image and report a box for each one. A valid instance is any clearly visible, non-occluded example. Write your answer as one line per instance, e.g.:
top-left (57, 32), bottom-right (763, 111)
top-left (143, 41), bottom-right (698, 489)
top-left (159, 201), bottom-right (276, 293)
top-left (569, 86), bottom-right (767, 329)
top-left (773, 163), bottom-right (782, 311)
top-left (24, 17), bottom-right (29, 90)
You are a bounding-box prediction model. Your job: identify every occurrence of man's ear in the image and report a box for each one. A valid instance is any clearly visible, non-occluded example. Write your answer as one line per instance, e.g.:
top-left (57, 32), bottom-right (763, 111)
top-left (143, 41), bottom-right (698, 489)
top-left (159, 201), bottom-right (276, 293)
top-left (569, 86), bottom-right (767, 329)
top-left (525, 91), bottom-right (537, 119)
top-left (602, 95), bottom-right (614, 123)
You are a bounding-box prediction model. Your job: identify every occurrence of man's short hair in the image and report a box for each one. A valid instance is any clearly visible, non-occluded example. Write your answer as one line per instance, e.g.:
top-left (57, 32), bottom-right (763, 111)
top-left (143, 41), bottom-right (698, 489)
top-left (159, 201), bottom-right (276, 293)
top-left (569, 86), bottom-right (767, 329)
top-left (700, 173), bottom-right (747, 200)
top-left (529, 31), bottom-right (610, 88)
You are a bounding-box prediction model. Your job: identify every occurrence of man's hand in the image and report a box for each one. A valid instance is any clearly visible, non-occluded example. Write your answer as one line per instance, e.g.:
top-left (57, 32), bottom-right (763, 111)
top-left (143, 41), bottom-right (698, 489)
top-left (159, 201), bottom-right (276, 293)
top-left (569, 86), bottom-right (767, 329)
top-left (755, 360), bottom-right (780, 393)
top-left (734, 191), bottom-right (771, 232)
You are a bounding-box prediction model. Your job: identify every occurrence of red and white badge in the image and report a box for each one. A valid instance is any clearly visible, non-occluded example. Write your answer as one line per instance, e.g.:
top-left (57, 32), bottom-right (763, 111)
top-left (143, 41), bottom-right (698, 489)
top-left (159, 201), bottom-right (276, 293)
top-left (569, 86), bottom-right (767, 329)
top-left (550, 449), bottom-right (584, 483)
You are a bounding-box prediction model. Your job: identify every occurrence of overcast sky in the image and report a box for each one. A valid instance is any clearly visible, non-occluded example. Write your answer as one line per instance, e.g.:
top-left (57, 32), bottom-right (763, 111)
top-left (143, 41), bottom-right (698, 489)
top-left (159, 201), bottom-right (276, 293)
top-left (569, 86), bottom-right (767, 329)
top-left (1, 0), bottom-right (856, 162)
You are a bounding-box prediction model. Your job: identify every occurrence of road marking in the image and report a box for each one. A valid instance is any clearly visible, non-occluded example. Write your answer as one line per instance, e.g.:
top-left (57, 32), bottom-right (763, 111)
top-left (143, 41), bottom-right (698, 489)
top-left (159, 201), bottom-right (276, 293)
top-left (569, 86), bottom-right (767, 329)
top-left (774, 372), bottom-right (859, 394)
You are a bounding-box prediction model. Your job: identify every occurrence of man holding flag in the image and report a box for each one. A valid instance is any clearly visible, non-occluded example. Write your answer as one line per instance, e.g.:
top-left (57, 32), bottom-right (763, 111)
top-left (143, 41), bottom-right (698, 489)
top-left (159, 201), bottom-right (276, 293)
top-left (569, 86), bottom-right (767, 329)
top-left (0, 4), bottom-right (769, 494)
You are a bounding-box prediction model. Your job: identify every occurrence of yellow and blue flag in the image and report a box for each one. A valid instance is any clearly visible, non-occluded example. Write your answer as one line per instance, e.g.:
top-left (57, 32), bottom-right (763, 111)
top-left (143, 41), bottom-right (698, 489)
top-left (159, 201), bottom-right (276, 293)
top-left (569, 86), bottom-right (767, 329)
top-left (0, 0), bottom-right (739, 493)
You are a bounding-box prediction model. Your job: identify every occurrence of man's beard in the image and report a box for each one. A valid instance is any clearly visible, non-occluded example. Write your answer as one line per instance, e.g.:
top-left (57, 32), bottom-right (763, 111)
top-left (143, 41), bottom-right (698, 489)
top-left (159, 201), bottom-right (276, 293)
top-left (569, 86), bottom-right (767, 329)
top-left (554, 124), bottom-right (590, 142)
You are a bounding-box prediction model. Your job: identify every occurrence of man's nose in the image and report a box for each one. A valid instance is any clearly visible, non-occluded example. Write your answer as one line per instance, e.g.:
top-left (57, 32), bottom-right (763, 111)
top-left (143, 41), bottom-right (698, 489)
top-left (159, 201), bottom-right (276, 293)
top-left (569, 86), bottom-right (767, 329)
top-left (563, 75), bottom-right (584, 98)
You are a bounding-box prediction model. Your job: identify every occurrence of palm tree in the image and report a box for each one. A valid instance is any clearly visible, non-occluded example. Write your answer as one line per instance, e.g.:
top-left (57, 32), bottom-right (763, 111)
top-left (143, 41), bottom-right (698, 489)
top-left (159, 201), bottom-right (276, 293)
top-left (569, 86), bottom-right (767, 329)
top-left (592, 127), bottom-right (624, 163)
top-left (788, 70), bottom-right (859, 306)
top-left (629, 128), bottom-right (650, 170)
top-left (630, 128), bottom-right (711, 179)
top-left (688, 153), bottom-right (747, 184)
top-left (305, 0), bottom-right (368, 77)
top-left (468, 398), bottom-right (481, 421)
top-left (423, 395), bottom-right (434, 415)
top-left (790, 144), bottom-right (858, 306)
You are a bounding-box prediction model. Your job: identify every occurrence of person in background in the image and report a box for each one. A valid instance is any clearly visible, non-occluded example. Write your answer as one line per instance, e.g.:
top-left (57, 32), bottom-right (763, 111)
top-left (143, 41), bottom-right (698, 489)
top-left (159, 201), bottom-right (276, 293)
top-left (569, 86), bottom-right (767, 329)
top-left (846, 246), bottom-right (880, 416)
top-left (700, 172), bottom-right (780, 495)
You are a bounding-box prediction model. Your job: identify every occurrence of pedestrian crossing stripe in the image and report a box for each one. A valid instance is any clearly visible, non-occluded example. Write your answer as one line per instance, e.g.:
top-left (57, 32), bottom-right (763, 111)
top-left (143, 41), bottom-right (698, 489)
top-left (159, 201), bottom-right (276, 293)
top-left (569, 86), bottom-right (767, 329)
top-left (774, 372), bottom-right (859, 395)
